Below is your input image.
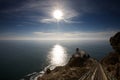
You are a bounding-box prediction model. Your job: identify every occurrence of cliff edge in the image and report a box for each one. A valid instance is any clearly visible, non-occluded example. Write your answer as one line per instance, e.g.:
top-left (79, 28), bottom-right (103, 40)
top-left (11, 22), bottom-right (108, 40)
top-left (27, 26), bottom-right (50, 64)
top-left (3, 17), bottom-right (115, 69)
top-left (101, 32), bottom-right (120, 79)
top-left (38, 53), bottom-right (96, 80)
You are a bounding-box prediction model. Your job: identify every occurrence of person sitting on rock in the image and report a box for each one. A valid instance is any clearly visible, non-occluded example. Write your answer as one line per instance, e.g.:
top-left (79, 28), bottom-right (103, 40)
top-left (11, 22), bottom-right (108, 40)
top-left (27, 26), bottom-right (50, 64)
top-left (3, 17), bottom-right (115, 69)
top-left (73, 48), bottom-right (86, 58)
top-left (73, 48), bottom-right (80, 57)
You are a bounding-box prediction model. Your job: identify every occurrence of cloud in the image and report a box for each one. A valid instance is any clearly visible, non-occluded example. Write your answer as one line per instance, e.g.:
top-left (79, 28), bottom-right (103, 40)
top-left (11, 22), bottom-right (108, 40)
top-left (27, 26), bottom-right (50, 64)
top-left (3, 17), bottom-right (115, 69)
top-left (63, 19), bottom-right (83, 24)
top-left (40, 18), bottom-right (83, 24)
top-left (0, 31), bottom-right (117, 40)
top-left (40, 18), bottom-right (56, 23)
top-left (0, 0), bottom-right (81, 24)
top-left (1, 0), bottom-right (118, 19)
top-left (32, 31), bottom-right (116, 40)
top-left (2, 0), bottom-right (107, 24)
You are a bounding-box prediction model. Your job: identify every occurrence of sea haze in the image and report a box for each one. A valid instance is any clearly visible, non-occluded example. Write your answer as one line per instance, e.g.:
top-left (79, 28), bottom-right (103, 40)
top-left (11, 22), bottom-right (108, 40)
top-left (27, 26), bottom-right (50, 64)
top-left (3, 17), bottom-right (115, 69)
top-left (0, 40), bottom-right (113, 80)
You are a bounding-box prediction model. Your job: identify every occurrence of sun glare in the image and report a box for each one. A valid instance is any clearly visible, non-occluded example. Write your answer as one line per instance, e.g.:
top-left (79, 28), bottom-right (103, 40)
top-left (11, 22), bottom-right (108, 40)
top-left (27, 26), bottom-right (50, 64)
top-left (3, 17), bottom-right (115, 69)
top-left (53, 10), bottom-right (63, 20)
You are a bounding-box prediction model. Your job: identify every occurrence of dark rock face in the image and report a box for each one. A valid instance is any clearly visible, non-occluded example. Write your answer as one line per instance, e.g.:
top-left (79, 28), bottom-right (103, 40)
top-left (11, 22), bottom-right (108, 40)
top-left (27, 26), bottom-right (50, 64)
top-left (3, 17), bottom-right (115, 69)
top-left (66, 55), bottom-right (90, 67)
top-left (110, 32), bottom-right (120, 53)
top-left (101, 52), bottom-right (120, 79)
top-left (101, 32), bottom-right (120, 80)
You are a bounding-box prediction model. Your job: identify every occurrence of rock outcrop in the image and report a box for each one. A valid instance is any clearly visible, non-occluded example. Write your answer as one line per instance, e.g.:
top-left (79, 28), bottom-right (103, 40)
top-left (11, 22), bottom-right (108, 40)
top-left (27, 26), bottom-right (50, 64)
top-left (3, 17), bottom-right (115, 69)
top-left (38, 54), bottom-right (95, 80)
top-left (101, 32), bottom-right (120, 80)
top-left (110, 32), bottom-right (120, 53)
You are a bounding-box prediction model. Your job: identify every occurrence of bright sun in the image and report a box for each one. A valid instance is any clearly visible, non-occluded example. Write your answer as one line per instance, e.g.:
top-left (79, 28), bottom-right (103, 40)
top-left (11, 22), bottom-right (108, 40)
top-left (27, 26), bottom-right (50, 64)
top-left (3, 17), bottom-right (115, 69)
top-left (53, 10), bottom-right (63, 20)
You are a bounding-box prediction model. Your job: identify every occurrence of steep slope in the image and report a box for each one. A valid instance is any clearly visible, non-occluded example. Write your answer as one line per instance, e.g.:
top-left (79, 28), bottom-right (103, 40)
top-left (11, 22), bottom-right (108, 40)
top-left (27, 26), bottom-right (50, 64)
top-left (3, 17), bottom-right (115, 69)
top-left (38, 55), bottom-right (96, 80)
top-left (101, 32), bottom-right (120, 80)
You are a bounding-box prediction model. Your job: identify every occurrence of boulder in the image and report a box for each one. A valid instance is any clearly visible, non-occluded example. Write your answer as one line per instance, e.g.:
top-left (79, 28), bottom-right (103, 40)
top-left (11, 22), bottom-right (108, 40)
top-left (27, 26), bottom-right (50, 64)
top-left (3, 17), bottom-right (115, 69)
top-left (110, 32), bottom-right (120, 53)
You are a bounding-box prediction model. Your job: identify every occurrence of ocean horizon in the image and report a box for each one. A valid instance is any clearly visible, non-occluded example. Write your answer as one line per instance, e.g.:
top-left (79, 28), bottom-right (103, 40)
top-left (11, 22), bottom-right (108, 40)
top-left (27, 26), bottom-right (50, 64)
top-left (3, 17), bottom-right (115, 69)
top-left (0, 40), bottom-right (113, 80)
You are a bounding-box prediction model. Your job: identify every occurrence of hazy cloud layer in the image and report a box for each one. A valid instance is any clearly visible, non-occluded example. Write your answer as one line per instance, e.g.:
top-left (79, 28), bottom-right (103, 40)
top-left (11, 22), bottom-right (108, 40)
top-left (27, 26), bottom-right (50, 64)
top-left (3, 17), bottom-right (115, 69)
top-left (0, 31), bottom-right (117, 40)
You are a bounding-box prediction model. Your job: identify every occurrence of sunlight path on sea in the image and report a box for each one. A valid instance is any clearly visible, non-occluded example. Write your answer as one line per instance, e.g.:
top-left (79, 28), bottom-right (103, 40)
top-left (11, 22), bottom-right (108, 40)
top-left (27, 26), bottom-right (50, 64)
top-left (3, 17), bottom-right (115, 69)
top-left (48, 44), bottom-right (68, 67)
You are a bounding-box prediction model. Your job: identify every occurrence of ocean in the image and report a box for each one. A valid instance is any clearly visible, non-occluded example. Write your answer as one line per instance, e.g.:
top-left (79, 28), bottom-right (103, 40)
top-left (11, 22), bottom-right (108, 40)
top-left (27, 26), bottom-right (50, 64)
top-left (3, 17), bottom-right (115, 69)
top-left (0, 40), bottom-right (113, 80)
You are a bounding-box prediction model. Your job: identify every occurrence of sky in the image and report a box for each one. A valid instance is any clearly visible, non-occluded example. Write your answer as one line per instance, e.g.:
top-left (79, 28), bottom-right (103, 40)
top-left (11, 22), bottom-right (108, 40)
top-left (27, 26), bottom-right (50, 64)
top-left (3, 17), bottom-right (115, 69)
top-left (0, 0), bottom-right (120, 40)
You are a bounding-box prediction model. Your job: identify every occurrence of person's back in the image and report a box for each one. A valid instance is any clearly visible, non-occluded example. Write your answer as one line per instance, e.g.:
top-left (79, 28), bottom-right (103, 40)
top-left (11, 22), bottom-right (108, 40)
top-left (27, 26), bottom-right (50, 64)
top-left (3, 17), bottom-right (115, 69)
top-left (73, 48), bottom-right (86, 58)
top-left (73, 48), bottom-right (81, 57)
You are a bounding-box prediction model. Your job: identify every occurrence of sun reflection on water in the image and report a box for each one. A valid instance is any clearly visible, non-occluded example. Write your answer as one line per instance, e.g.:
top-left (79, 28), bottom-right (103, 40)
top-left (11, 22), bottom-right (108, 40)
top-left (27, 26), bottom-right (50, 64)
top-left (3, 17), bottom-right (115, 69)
top-left (48, 44), bottom-right (68, 66)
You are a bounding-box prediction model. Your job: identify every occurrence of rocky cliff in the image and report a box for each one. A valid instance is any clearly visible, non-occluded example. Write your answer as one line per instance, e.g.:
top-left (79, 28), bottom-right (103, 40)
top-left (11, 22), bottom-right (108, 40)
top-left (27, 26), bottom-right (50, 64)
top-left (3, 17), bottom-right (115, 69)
top-left (110, 32), bottom-right (120, 53)
top-left (101, 32), bottom-right (120, 80)
top-left (38, 55), bottom-right (96, 80)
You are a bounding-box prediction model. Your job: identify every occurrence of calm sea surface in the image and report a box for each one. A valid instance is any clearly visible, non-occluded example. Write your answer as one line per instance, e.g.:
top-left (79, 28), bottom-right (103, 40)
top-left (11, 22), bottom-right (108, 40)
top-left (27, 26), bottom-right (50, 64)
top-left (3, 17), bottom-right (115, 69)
top-left (0, 40), bottom-right (113, 80)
